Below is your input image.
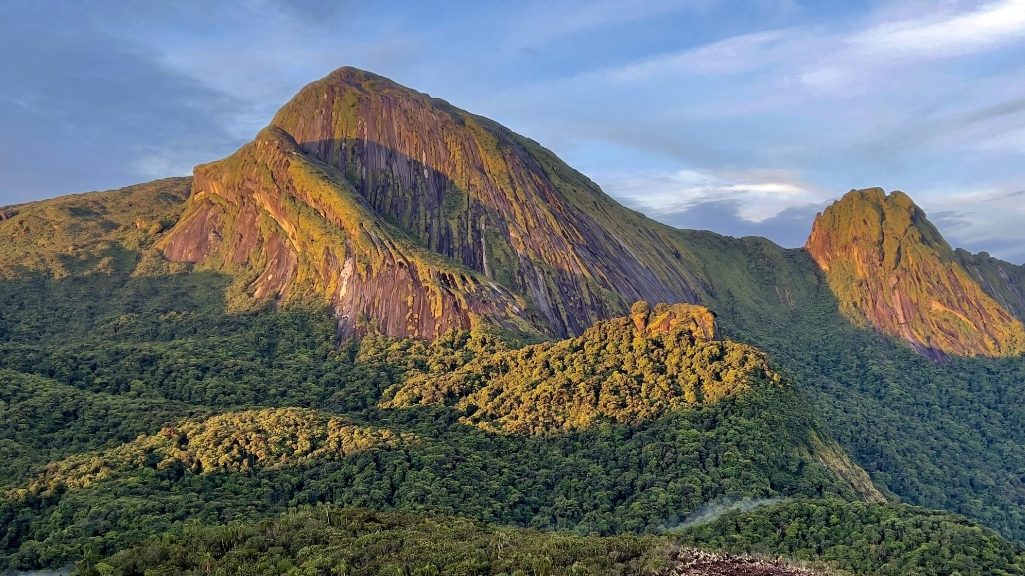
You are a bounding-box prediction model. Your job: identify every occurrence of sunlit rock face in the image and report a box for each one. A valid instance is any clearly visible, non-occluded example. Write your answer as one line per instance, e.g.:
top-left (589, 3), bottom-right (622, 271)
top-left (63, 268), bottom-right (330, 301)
top-left (806, 187), bottom-right (1025, 359)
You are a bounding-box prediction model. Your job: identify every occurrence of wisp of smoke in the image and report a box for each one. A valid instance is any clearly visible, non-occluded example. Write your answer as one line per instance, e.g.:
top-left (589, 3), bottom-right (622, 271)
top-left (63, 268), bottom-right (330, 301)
top-left (662, 497), bottom-right (789, 531)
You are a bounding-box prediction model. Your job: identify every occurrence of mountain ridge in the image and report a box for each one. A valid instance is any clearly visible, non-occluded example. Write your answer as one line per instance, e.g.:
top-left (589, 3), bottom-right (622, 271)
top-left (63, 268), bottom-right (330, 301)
top-left (6, 68), bottom-right (1024, 361)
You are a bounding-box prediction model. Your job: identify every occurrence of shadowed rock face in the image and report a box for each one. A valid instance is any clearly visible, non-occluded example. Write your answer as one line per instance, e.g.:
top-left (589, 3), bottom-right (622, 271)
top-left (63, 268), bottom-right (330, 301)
top-left (161, 66), bottom-right (703, 338)
top-left (806, 188), bottom-right (1025, 359)
top-left (955, 248), bottom-right (1025, 324)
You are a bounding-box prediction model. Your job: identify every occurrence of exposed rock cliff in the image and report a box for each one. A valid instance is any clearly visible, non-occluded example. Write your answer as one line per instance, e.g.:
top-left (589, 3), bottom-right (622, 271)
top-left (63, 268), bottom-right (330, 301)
top-left (629, 300), bottom-right (718, 340)
top-left (160, 67), bottom-right (703, 338)
top-left (806, 188), bottom-right (1025, 358)
top-left (159, 127), bottom-right (531, 338)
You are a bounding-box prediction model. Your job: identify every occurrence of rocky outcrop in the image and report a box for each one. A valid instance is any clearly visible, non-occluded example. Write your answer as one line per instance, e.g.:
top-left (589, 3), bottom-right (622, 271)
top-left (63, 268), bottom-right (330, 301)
top-left (660, 549), bottom-right (825, 576)
top-left (630, 300), bottom-right (718, 341)
top-left (161, 67), bottom-right (704, 339)
top-left (806, 188), bottom-right (1025, 358)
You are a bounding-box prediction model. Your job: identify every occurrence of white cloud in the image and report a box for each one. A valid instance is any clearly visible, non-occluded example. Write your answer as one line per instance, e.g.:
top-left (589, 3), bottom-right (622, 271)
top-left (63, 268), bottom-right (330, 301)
top-left (596, 167), bottom-right (827, 222)
top-left (564, 1), bottom-right (1025, 97)
top-left (854, 0), bottom-right (1025, 59)
top-left (803, 0), bottom-right (1025, 94)
top-left (603, 30), bottom-right (790, 81)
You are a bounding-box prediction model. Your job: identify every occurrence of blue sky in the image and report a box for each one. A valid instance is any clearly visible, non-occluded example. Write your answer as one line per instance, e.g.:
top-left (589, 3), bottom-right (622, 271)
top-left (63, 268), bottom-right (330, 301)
top-left (3, 1), bottom-right (1025, 262)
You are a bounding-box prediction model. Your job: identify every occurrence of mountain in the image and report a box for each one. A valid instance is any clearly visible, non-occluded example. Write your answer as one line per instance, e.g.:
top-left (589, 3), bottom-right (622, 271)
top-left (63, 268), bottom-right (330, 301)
top-left (806, 188), bottom-right (1025, 359)
top-left (159, 67), bottom-right (704, 338)
top-left (6, 69), bottom-right (1024, 361)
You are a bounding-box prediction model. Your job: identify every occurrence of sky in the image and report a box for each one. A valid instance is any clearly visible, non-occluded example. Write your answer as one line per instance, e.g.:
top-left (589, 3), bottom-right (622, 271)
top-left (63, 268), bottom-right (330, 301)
top-left (2, 1), bottom-right (1025, 263)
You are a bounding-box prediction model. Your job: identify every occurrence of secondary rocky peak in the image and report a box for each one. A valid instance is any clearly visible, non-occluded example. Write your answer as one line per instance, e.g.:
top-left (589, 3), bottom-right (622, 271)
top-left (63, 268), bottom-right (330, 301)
top-left (807, 188), bottom-right (948, 260)
top-left (806, 188), bottom-right (1025, 359)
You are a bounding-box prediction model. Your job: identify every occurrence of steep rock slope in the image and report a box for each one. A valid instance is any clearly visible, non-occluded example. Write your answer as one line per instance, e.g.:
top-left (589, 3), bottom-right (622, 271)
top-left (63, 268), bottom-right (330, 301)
top-left (160, 67), bottom-right (703, 337)
top-left (955, 248), bottom-right (1025, 322)
top-left (805, 188), bottom-right (1025, 358)
top-left (159, 126), bottom-right (531, 338)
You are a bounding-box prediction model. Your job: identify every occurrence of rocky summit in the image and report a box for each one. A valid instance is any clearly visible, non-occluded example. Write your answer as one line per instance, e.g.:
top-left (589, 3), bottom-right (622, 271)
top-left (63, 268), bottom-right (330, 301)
top-left (806, 187), bottom-right (1025, 359)
top-left (160, 67), bottom-right (704, 339)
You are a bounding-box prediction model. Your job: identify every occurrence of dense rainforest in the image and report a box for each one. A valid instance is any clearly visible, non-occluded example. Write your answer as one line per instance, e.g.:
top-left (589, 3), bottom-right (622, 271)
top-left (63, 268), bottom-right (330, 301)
top-left (2, 241), bottom-right (1024, 575)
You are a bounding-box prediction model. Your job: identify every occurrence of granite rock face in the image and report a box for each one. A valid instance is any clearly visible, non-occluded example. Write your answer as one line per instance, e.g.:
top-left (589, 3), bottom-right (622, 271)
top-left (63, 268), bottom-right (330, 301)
top-left (160, 127), bottom-right (528, 339)
top-left (806, 188), bottom-right (1025, 358)
top-left (161, 67), bottom-right (704, 338)
top-left (156, 68), bottom-right (1025, 354)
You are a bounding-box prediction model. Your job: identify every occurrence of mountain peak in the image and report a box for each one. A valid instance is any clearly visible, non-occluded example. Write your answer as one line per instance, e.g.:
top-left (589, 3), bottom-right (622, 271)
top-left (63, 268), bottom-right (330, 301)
top-left (158, 66), bottom-right (702, 338)
top-left (806, 188), bottom-right (1025, 358)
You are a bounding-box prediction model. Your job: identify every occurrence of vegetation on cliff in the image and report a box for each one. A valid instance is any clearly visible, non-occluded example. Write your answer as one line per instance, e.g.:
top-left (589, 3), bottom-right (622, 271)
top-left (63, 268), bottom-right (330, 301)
top-left (384, 303), bottom-right (777, 435)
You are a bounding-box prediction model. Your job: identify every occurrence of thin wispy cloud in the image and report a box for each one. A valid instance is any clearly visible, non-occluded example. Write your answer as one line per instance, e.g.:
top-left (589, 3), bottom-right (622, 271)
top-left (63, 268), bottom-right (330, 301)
top-left (855, 0), bottom-right (1025, 58)
top-left (598, 168), bottom-right (827, 223)
top-left (602, 30), bottom-right (791, 80)
top-left (802, 0), bottom-right (1025, 93)
top-left (507, 0), bottom-right (707, 49)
